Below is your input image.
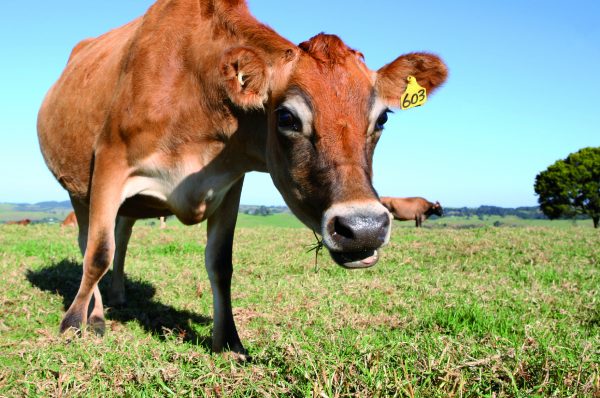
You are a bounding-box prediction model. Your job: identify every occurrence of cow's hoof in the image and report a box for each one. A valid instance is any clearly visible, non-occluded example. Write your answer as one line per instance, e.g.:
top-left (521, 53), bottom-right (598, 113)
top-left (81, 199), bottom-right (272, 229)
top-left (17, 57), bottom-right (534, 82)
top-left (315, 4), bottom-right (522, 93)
top-left (224, 351), bottom-right (251, 363)
top-left (212, 339), bottom-right (249, 361)
top-left (88, 316), bottom-right (106, 336)
top-left (59, 312), bottom-right (83, 335)
top-left (106, 288), bottom-right (127, 308)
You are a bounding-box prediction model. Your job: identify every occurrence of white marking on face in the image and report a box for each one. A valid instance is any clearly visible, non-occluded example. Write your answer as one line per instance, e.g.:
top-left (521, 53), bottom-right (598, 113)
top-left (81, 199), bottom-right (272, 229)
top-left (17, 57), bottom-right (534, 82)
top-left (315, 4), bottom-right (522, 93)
top-left (368, 97), bottom-right (389, 135)
top-left (278, 93), bottom-right (313, 138)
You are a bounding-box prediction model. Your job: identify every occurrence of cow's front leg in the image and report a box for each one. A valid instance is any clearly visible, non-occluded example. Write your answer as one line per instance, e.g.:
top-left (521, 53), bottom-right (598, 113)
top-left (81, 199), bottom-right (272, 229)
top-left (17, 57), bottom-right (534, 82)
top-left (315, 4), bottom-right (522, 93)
top-left (205, 176), bottom-right (246, 356)
top-left (60, 156), bottom-right (127, 335)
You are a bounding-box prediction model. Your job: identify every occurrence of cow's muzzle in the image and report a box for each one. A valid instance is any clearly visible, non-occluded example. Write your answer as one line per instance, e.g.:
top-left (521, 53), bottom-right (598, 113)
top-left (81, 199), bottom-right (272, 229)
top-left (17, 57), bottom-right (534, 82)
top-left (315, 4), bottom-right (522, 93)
top-left (321, 201), bottom-right (391, 269)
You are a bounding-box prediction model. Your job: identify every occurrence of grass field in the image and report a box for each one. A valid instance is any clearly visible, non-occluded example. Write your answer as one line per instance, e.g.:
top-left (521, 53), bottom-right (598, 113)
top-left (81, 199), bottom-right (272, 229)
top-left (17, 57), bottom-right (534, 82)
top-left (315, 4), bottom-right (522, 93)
top-left (0, 219), bottom-right (598, 397)
top-left (426, 215), bottom-right (595, 230)
top-left (140, 213), bottom-right (597, 231)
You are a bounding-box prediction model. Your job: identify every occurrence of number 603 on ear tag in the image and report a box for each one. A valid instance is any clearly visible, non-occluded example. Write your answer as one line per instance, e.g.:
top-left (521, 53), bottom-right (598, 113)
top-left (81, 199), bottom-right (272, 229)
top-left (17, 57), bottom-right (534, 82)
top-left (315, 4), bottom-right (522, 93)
top-left (401, 76), bottom-right (427, 110)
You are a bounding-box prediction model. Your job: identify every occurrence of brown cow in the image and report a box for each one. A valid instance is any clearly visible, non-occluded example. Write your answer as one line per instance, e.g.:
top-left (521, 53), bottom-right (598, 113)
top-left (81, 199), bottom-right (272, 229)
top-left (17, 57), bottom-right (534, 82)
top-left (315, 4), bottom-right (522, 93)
top-left (61, 211), bottom-right (78, 228)
top-left (381, 197), bottom-right (443, 227)
top-left (37, 0), bottom-right (447, 355)
top-left (6, 219), bottom-right (32, 226)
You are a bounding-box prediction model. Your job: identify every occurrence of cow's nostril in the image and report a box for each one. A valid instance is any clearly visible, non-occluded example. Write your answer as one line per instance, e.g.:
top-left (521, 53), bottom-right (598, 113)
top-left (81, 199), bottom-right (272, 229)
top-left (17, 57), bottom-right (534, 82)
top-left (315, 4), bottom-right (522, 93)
top-left (333, 216), bottom-right (355, 240)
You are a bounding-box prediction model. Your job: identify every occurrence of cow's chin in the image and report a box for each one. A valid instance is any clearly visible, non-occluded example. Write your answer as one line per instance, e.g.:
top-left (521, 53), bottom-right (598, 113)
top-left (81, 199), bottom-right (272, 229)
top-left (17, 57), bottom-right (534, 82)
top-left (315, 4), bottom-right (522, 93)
top-left (328, 249), bottom-right (379, 269)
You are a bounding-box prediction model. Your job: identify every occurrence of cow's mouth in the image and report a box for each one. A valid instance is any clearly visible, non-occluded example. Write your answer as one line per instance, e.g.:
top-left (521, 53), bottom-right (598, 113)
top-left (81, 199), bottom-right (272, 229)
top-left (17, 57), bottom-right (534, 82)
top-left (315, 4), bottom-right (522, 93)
top-left (329, 249), bottom-right (379, 269)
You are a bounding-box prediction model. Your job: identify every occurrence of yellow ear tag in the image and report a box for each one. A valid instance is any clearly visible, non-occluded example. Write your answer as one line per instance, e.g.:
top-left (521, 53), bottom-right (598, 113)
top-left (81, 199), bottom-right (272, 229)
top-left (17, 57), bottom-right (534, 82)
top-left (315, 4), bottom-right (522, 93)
top-left (401, 76), bottom-right (427, 110)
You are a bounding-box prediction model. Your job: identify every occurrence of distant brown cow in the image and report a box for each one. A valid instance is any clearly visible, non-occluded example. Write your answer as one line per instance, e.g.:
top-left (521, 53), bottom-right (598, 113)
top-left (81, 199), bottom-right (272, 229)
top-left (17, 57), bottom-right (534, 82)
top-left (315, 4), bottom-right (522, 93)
top-left (380, 197), bottom-right (443, 227)
top-left (6, 219), bottom-right (32, 226)
top-left (61, 211), bottom-right (78, 227)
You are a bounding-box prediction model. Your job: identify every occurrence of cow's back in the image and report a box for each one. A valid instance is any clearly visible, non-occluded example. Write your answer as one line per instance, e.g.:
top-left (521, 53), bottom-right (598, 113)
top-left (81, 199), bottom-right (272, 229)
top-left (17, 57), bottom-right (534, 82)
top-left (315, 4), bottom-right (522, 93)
top-left (37, 19), bottom-right (142, 199)
top-left (37, 0), bottom-right (294, 204)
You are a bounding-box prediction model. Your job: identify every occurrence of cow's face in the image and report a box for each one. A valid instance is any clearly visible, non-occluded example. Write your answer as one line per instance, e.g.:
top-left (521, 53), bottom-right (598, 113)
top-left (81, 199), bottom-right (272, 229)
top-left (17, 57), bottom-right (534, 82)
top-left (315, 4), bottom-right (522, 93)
top-left (220, 34), bottom-right (447, 268)
top-left (432, 202), bottom-right (444, 217)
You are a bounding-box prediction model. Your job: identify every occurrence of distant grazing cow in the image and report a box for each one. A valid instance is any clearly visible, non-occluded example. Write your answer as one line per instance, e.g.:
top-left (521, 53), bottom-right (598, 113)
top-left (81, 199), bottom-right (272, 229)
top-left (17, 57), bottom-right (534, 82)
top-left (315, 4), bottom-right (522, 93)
top-left (61, 211), bottom-right (78, 228)
top-left (37, 0), bottom-right (447, 355)
top-left (6, 219), bottom-right (32, 226)
top-left (381, 197), bottom-right (443, 227)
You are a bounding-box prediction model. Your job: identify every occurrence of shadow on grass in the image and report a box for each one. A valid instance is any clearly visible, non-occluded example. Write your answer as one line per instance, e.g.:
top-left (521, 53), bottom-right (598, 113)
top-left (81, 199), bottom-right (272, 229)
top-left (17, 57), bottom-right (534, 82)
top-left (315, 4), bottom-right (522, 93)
top-left (26, 259), bottom-right (212, 349)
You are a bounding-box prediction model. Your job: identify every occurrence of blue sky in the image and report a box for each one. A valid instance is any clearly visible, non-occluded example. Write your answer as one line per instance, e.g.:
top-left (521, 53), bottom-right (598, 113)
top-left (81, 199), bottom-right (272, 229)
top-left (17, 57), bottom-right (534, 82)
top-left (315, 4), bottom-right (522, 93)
top-left (1, 1), bottom-right (598, 207)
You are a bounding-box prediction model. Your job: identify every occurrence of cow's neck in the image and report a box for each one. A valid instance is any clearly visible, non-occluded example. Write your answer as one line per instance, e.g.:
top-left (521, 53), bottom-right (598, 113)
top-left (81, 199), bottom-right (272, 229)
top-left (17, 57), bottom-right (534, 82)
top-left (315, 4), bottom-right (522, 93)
top-left (230, 107), bottom-right (269, 173)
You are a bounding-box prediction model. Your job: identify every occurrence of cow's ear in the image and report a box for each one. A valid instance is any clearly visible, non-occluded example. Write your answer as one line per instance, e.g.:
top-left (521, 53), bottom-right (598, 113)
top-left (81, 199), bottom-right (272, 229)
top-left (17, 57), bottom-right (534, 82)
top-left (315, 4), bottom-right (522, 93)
top-left (376, 53), bottom-right (448, 108)
top-left (220, 47), bottom-right (269, 109)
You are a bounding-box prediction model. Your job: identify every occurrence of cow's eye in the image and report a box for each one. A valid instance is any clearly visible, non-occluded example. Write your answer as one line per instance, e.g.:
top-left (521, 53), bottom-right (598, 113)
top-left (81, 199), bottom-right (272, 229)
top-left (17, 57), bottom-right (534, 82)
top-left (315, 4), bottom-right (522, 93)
top-left (276, 108), bottom-right (301, 132)
top-left (375, 111), bottom-right (389, 130)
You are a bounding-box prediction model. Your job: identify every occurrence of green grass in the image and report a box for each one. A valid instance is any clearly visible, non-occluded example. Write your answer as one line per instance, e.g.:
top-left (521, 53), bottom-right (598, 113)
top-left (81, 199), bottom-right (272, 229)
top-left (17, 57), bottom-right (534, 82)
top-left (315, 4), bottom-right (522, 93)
top-left (138, 212), bottom-right (304, 229)
top-left (236, 213), bottom-right (304, 228)
top-left (0, 223), bottom-right (598, 397)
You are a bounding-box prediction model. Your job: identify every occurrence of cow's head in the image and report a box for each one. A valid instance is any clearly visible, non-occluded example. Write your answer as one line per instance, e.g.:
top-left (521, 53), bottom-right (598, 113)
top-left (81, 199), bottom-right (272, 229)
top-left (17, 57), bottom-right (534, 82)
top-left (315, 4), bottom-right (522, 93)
top-left (431, 201), bottom-right (444, 217)
top-left (220, 34), bottom-right (447, 268)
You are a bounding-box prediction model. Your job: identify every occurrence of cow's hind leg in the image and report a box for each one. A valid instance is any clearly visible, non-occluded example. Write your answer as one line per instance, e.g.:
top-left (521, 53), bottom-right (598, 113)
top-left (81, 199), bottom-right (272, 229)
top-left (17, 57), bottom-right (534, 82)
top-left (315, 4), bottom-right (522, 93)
top-left (205, 177), bottom-right (246, 356)
top-left (60, 159), bottom-right (127, 336)
top-left (70, 196), bottom-right (89, 257)
top-left (108, 216), bottom-right (136, 306)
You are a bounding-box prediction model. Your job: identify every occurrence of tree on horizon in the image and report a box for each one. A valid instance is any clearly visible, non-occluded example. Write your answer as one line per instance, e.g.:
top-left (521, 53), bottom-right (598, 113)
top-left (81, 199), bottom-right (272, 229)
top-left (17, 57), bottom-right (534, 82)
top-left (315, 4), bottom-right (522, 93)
top-left (534, 147), bottom-right (600, 228)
